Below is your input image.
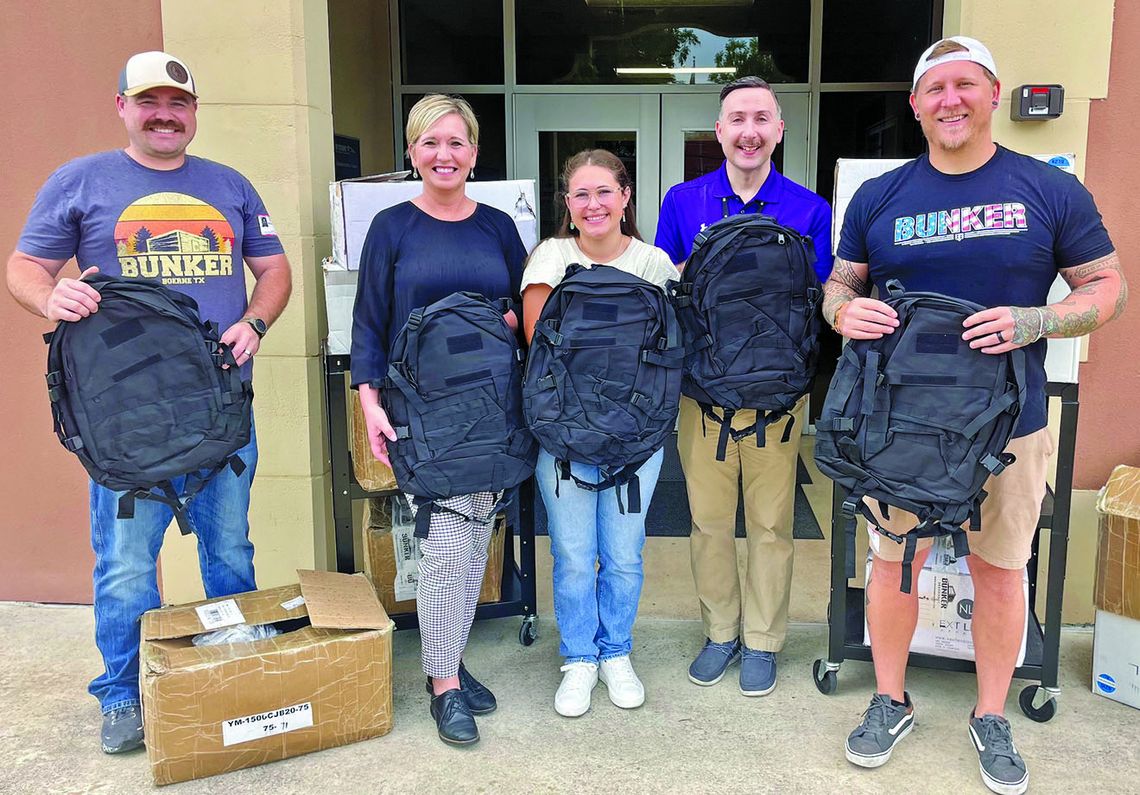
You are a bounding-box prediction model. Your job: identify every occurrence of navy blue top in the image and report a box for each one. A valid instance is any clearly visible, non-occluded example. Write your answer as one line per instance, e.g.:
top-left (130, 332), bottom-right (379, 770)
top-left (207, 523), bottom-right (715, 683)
top-left (655, 162), bottom-right (834, 282)
top-left (350, 201), bottom-right (527, 387)
top-left (838, 145), bottom-right (1114, 436)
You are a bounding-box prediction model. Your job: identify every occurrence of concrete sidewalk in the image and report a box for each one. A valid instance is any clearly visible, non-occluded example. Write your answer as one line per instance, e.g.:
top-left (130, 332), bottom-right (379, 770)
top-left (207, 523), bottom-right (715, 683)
top-left (1, 602), bottom-right (1135, 794)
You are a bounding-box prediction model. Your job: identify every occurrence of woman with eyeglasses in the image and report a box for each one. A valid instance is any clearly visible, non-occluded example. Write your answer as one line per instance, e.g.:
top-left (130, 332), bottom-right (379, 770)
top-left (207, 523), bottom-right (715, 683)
top-left (521, 149), bottom-right (678, 718)
top-left (351, 94), bottom-right (526, 747)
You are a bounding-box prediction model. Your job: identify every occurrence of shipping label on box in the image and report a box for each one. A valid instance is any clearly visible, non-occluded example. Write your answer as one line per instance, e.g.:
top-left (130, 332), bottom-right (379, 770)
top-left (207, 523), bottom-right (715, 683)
top-left (833, 157), bottom-right (1082, 384)
top-left (1092, 609), bottom-right (1140, 710)
top-left (140, 572), bottom-right (393, 786)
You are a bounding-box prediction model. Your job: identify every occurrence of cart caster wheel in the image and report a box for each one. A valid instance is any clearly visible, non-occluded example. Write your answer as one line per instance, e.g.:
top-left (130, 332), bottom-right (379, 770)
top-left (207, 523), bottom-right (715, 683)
top-left (519, 617), bottom-right (537, 646)
top-left (813, 658), bottom-right (838, 695)
top-left (1018, 685), bottom-right (1057, 722)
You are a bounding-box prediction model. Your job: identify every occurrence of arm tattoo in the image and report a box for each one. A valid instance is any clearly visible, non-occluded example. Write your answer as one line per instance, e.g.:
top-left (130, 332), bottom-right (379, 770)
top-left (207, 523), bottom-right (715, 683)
top-left (822, 257), bottom-right (870, 329)
top-left (1009, 307), bottom-right (1042, 345)
top-left (1040, 304), bottom-right (1100, 337)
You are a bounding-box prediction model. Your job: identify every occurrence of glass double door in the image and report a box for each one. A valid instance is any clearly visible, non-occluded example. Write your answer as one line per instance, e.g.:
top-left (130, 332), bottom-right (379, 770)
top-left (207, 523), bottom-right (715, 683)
top-left (513, 91), bottom-right (811, 243)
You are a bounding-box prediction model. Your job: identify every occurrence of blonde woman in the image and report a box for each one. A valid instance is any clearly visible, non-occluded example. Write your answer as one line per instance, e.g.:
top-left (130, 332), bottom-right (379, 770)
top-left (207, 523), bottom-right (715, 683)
top-left (351, 94), bottom-right (526, 746)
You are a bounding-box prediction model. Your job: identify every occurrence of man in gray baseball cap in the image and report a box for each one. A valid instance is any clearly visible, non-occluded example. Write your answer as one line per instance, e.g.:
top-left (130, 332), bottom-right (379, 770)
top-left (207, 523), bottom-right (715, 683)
top-left (6, 51), bottom-right (292, 754)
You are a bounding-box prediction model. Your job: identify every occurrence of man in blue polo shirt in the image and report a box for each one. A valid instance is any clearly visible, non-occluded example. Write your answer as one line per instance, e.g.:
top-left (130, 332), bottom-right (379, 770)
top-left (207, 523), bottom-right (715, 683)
top-left (655, 76), bottom-right (832, 698)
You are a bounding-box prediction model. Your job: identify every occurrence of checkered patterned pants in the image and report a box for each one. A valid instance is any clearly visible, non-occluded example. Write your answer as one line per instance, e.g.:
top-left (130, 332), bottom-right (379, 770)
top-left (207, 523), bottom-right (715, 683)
top-left (406, 491), bottom-right (498, 678)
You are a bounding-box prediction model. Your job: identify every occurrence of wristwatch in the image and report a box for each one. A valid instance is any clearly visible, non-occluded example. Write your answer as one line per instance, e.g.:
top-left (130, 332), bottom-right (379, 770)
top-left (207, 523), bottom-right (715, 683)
top-left (242, 317), bottom-right (268, 339)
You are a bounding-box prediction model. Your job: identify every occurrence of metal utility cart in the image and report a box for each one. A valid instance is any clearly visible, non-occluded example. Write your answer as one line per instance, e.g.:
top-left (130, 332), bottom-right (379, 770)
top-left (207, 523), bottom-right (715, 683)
top-left (323, 344), bottom-right (539, 646)
top-left (811, 381), bottom-right (1079, 722)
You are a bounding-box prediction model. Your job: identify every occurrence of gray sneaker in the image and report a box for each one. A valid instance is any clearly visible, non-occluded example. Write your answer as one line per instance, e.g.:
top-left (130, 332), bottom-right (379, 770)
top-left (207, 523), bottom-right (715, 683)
top-left (688, 638), bottom-right (741, 686)
top-left (845, 692), bottom-right (914, 768)
top-left (101, 705), bottom-right (144, 754)
top-left (969, 712), bottom-right (1029, 795)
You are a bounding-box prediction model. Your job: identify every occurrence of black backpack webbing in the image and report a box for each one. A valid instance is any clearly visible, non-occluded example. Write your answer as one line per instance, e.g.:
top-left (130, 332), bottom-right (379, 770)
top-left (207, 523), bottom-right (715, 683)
top-left (532, 298), bottom-right (683, 515)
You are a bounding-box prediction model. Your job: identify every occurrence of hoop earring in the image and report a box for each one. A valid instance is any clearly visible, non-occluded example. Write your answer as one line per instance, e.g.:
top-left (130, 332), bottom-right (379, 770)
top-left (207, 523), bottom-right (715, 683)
top-left (914, 113), bottom-right (921, 120)
top-left (992, 101), bottom-right (999, 107)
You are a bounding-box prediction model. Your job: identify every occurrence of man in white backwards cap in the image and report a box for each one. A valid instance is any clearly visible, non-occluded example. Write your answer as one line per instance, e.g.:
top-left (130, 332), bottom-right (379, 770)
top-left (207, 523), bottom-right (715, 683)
top-left (6, 51), bottom-right (292, 754)
top-left (821, 36), bottom-right (1126, 795)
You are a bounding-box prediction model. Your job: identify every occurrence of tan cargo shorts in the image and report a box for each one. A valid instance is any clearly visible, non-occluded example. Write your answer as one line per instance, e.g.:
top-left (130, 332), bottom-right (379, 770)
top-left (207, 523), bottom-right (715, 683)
top-left (866, 428), bottom-right (1055, 570)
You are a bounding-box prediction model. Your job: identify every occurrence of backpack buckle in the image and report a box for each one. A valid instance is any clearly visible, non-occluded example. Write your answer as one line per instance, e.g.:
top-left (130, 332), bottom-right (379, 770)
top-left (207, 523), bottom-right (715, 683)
top-left (46, 370), bottom-right (63, 387)
top-left (406, 309), bottom-right (424, 330)
top-left (63, 436), bottom-right (84, 452)
top-left (841, 498), bottom-right (858, 519)
top-left (980, 453), bottom-right (1007, 476)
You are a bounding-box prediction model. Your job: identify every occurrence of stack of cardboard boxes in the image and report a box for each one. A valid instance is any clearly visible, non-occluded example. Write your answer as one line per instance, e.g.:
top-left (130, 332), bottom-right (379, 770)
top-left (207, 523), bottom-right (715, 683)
top-left (1092, 465), bottom-right (1140, 709)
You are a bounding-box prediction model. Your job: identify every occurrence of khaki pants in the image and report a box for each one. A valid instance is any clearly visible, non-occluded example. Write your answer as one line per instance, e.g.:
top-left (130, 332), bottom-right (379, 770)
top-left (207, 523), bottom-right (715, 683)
top-left (678, 395), bottom-right (807, 651)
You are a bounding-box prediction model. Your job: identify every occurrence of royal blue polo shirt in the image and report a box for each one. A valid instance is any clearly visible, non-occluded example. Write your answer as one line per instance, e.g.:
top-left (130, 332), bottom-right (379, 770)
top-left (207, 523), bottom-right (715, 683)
top-left (655, 162), bottom-right (834, 282)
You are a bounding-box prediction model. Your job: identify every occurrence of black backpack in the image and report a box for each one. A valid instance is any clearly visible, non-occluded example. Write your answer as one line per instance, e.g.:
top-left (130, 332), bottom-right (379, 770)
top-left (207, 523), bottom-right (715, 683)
top-left (523, 263), bottom-right (682, 513)
top-left (382, 292), bottom-right (537, 537)
top-left (44, 274), bottom-right (253, 534)
top-left (670, 212), bottom-right (822, 461)
top-left (813, 281), bottom-right (1027, 592)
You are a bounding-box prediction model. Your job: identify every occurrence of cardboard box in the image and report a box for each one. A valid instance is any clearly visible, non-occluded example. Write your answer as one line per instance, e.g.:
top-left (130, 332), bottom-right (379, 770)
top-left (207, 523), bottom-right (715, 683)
top-left (362, 496), bottom-right (505, 614)
top-left (864, 537), bottom-right (1029, 665)
top-left (141, 570), bottom-right (394, 785)
top-left (832, 157), bottom-right (1081, 384)
top-left (1095, 465), bottom-right (1140, 621)
top-left (329, 174), bottom-right (538, 271)
top-left (350, 394), bottom-right (398, 492)
top-left (1092, 609), bottom-right (1140, 710)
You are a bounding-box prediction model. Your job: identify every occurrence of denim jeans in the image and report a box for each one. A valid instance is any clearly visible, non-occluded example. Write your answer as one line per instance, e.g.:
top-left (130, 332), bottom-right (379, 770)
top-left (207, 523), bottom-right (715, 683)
top-left (87, 420), bottom-right (258, 714)
top-left (535, 447), bottom-right (663, 664)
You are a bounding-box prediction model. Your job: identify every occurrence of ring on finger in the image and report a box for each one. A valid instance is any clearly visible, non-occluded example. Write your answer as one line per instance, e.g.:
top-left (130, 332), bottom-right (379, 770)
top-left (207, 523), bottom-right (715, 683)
top-left (995, 331), bottom-right (1006, 344)
top-left (243, 349), bottom-right (252, 356)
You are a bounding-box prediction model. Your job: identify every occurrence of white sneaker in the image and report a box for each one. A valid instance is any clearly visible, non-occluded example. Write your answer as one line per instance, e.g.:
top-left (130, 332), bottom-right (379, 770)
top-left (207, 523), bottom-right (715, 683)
top-left (554, 661), bottom-right (598, 717)
top-left (599, 655), bottom-right (645, 709)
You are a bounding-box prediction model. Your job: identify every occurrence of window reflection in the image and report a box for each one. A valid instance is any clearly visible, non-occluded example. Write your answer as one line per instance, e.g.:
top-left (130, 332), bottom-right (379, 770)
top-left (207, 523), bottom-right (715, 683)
top-left (537, 132), bottom-right (637, 238)
top-left (400, 0), bottom-right (504, 85)
top-left (517, 2), bottom-right (810, 85)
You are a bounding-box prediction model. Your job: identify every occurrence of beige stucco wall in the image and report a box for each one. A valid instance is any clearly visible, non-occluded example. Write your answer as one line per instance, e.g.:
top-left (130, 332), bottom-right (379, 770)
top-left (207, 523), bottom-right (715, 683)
top-left (945, 0), bottom-right (1116, 623)
top-left (158, 0), bottom-right (336, 601)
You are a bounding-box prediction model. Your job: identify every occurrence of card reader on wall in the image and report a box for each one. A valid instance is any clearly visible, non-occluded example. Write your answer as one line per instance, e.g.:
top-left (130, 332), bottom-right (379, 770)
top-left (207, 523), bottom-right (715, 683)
top-left (1011, 85), bottom-right (1064, 120)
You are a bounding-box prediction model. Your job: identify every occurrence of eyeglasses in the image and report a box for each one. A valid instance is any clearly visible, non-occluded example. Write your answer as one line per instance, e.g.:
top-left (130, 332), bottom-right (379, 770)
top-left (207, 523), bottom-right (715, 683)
top-left (567, 186), bottom-right (622, 208)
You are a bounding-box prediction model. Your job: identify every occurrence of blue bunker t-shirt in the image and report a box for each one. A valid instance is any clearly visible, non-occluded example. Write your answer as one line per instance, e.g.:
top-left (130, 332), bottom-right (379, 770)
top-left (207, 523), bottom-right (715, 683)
top-left (838, 145), bottom-right (1114, 436)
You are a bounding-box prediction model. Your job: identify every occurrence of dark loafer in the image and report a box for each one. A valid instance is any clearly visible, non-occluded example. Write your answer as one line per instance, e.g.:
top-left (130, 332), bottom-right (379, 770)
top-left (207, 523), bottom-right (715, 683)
top-left (458, 662), bottom-right (497, 714)
top-left (429, 689), bottom-right (479, 746)
top-left (425, 663), bottom-right (498, 715)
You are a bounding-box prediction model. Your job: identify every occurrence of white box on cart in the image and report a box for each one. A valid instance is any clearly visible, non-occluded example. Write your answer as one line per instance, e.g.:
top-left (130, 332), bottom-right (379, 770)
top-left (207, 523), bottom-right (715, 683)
top-left (323, 174), bottom-right (538, 355)
top-left (864, 537), bottom-right (1029, 665)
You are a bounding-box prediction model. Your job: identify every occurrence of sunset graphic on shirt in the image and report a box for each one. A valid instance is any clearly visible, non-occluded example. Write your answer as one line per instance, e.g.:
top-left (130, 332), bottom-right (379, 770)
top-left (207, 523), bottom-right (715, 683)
top-left (113, 192), bottom-right (235, 285)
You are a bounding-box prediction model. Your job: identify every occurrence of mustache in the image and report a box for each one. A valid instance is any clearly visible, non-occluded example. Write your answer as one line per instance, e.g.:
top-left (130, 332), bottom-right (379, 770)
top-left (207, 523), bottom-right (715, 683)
top-left (143, 121), bottom-right (185, 132)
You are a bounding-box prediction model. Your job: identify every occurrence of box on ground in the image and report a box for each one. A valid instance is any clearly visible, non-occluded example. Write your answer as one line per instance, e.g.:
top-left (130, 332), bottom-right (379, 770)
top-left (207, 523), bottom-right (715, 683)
top-left (141, 570), bottom-right (394, 786)
top-left (350, 395), bottom-right (398, 492)
top-left (1092, 609), bottom-right (1140, 709)
top-left (1094, 464), bottom-right (1140, 621)
top-left (864, 537), bottom-right (1029, 665)
top-left (362, 495), bottom-right (505, 615)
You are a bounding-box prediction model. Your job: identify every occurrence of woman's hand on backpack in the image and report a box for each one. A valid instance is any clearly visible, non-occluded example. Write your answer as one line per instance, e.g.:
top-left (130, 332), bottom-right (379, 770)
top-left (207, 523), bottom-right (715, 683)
top-left (359, 384), bottom-right (397, 466)
top-left (835, 297), bottom-right (899, 339)
top-left (44, 266), bottom-right (101, 322)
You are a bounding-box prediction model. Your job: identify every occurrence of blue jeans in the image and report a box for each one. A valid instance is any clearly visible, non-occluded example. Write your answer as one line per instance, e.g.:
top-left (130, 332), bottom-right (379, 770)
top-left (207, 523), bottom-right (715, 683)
top-left (87, 421), bottom-right (258, 714)
top-left (535, 447), bottom-right (663, 664)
